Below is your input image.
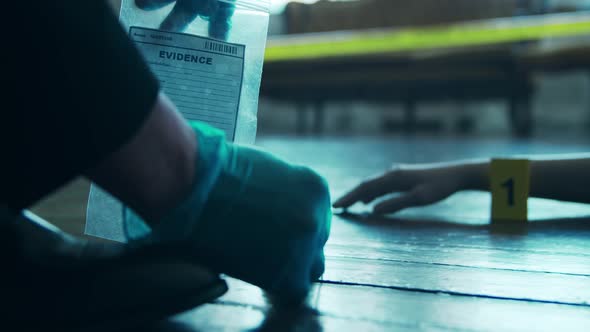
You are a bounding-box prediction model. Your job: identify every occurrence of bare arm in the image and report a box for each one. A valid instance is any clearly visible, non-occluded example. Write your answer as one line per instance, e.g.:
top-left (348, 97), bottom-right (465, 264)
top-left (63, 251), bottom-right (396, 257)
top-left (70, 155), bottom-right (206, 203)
top-left (85, 93), bottom-right (197, 223)
top-left (334, 155), bottom-right (590, 214)
top-left (464, 156), bottom-right (590, 203)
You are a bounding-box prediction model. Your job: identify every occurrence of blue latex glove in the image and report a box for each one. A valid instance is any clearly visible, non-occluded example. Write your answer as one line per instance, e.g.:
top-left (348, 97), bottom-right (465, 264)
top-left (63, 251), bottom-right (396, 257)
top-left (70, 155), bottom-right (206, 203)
top-left (124, 122), bottom-right (332, 302)
top-left (135, 0), bottom-right (235, 40)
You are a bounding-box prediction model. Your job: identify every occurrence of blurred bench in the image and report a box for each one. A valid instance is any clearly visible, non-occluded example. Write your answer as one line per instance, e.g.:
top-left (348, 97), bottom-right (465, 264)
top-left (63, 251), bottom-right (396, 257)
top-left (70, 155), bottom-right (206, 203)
top-left (261, 43), bottom-right (534, 136)
top-left (260, 0), bottom-right (537, 136)
top-left (284, 0), bottom-right (523, 33)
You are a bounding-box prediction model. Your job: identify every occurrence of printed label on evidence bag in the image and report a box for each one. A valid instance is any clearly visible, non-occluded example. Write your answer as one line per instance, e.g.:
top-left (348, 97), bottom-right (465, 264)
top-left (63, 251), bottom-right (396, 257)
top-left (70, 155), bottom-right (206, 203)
top-left (84, 27), bottom-right (245, 241)
top-left (132, 26), bottom-right (245, 140)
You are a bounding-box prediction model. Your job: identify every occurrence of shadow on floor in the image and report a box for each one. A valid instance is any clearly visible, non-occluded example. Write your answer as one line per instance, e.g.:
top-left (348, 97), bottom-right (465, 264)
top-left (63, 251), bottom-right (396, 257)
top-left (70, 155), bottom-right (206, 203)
top-left (126, 305), bottom-right (322, 332)
top-left (336, 211), bottom-right (590, 235)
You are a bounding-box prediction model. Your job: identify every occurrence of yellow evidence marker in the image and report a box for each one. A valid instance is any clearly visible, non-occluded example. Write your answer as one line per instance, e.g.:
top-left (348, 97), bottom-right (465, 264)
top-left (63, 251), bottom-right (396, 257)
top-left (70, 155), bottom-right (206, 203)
top-left (490, 159), bottom-right (530, 222)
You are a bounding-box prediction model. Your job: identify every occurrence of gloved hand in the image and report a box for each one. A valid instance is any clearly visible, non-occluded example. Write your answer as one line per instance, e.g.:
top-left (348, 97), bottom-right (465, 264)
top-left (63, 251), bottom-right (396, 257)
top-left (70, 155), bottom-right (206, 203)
top-left (124, 121), bottom-right (332, 302)
top-left (135, 0), bottom-right (235, 40)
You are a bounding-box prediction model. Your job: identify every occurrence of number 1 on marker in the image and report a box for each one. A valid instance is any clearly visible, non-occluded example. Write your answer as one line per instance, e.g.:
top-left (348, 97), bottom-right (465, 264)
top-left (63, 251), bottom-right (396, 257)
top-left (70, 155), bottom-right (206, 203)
top-left (501, 178), bottom-right (515, 206)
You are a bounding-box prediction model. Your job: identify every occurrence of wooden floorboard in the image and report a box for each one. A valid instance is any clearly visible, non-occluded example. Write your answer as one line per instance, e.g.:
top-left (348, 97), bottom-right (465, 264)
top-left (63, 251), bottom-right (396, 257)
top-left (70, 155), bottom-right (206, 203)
top-left (161, 278), bottom-right (590, 332)
top-left (321, 212), bottom-right (590, 305)
top-left (165, 302), bottom-right (404, 332)
top-left (324, 256), bottom-right (590, 305)
top-left (326, 241), bottom-right (590, 276)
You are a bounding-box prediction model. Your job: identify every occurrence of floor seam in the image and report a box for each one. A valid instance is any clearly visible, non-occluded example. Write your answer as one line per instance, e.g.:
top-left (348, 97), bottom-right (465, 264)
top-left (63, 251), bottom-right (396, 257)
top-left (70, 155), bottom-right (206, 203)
top-left (326, 254), bottom-right (590, 277)
top-left (317, 279), bottom-right (590, 308)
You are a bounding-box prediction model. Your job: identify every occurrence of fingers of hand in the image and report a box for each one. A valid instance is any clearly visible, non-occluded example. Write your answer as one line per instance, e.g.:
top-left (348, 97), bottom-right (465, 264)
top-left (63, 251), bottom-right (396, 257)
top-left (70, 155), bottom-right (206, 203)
top-left (208, 1), bottom-right (235, 40)
top-left (372, 185), bottom-right (431, 214)
top-left (159, 0), bottom-right (207, 32)
top-left (333, 171), bottom-right (402, 208)
top-left (155, 0), bottom-right (234, 39)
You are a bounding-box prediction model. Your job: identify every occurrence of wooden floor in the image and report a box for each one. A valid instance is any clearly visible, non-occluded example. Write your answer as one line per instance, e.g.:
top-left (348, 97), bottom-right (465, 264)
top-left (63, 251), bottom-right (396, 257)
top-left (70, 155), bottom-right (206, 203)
top-left (32, 136), bottom-right (590, 331)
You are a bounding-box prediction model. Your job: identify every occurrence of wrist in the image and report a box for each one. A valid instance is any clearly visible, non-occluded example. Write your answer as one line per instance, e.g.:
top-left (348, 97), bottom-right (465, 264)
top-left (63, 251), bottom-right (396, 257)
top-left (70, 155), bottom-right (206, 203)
top-left (455, 160), bottom-right (490, 191)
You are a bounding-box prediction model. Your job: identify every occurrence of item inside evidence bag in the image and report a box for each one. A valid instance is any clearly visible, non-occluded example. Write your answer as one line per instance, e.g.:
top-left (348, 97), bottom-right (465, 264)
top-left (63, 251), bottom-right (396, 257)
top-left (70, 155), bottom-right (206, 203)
top-left (86, 0), bottom-right (271, 241)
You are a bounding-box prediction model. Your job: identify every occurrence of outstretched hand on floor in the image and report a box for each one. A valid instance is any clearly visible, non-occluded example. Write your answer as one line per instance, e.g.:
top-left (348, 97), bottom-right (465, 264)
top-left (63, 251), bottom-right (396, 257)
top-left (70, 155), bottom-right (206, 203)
top-left (333, 163), bottom-right (473, 214)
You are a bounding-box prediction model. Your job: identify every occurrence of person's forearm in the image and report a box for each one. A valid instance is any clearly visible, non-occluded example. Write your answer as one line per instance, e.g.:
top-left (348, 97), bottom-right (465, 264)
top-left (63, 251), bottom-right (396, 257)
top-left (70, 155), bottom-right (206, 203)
top-left (86, 93), bottom-right (197, 223)
top-left (459, 155), bottom-right (590, 203)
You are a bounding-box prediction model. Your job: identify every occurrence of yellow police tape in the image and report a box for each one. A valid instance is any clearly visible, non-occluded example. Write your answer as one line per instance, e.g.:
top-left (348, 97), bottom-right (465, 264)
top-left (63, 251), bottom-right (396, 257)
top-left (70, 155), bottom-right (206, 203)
top-left (264, 12), bottom-right (590, 62)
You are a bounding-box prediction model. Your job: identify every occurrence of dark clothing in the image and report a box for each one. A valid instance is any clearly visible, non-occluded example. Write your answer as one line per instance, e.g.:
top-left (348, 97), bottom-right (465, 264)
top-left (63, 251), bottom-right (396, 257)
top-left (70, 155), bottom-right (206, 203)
top-left (2, 1), bottom-right (159, 210)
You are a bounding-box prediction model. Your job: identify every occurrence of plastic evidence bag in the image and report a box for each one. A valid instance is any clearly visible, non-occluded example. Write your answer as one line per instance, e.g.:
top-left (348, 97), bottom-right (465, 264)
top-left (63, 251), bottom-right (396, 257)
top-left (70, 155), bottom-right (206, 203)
top-left (85, 0), bottom-right (270, 241)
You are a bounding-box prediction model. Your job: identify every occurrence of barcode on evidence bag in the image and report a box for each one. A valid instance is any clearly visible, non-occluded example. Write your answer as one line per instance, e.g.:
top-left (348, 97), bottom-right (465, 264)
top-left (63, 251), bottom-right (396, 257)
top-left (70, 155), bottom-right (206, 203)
top-left (204, 40), bottom-right (238, 55)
